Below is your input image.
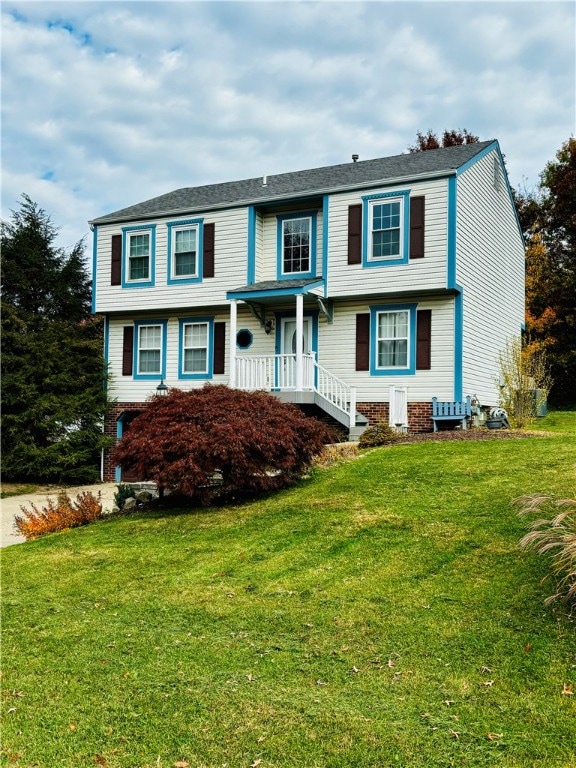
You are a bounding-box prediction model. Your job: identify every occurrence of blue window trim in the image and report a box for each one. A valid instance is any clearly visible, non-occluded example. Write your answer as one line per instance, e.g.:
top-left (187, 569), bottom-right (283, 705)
top-left (178, 316), bottom-right (214, 380)
top-left (166, 218), bottom-right (203, 285)
top-left (133, 319), bottom-right (167, 380)
top-left (369, 303), bottom-right (417, 376)
top-left (236, 328), bottom-right (254, 349)
top-left (122, 224), bottom-right (156, 288)
top-left (362, 190), bottom-right (410, 268)
top-left (276, 211), bottom-right (317, 280)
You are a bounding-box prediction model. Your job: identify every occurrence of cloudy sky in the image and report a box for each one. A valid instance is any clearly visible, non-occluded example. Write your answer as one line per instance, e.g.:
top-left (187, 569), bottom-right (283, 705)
top-left (2, 0), bottom-right (574, 255)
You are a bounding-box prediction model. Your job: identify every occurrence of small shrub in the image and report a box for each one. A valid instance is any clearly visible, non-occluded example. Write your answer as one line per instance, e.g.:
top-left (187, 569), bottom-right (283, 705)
top-left (358, 421), bottom-right (401, 448)
top-left (515, 494), bottom-right (576, 606)
top-left (15, 490), bottom-right (103, 540)
top-left (114, 483), bottom-right (135, 510)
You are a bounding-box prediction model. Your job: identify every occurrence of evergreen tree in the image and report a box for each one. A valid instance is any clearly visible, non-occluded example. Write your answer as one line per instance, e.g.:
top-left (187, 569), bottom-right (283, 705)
top-left (1, 195), bottom-right (109, 483)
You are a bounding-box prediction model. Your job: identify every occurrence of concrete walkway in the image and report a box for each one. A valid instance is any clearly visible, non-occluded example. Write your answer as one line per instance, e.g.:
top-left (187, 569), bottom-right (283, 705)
top-left (0, 483), bottom-right (118, 548)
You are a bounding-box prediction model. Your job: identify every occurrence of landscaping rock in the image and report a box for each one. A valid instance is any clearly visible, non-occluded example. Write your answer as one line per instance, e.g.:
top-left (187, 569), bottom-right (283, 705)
top-left (122, 497), bottom-right (137, 511)
top-left (135, 490), bottom-right (153, 503)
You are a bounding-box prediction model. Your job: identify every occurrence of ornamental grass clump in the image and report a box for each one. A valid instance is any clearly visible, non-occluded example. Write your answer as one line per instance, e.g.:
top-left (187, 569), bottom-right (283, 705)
top-left (515, 494), bottom-right (576, 606)
top-left (15, 490), bottom-right (103, 540)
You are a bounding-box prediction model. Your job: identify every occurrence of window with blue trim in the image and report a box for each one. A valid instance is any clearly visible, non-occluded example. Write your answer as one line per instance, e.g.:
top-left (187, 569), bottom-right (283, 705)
top-left (362, 191), bottom-right (409, 267)
top-left (277, 213), bottom-right (316, 278)
top-left (134, 320), bottom-right (166, 379)
top-left (369, 304), bottom-right (416, 375)
top-left (178, 318), bottom-right (213, 379)
top-left (167, 219), bottom-right (203, 284)
top-left (123, 225), bottom-right (156, 287)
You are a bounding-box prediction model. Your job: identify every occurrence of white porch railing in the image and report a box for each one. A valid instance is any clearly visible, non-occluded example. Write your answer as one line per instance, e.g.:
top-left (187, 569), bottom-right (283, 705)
top-left (234, 353), bottom-right (357, 429)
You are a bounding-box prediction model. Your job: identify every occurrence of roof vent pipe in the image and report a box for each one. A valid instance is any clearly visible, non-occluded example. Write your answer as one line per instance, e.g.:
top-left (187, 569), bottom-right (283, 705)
top-left (352, 154), bottom-right (359, 163)
top-left (262, 175), bottom-right (267, 186)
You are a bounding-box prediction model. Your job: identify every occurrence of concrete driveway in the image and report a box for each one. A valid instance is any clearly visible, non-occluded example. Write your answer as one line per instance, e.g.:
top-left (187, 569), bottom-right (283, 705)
top-left (0, 483), bottom-right (118, 548)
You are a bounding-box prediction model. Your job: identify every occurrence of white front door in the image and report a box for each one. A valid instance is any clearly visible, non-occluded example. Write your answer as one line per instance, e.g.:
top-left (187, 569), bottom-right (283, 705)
top-left (279, 317), bottom-right (314, 389)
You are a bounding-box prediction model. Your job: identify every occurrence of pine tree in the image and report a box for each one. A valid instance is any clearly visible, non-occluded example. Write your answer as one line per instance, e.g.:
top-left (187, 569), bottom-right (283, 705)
top-left (1, 195), bottom-right (109, 483)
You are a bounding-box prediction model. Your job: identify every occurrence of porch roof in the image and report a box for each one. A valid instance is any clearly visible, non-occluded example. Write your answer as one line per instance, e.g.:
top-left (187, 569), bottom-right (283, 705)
top-left (227, 277), bottom-right (325, 301)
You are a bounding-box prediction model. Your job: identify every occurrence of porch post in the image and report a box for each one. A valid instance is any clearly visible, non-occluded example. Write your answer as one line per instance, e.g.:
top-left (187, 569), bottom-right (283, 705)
top-left (295, 293), bottom-right (304, 391)
top-left (229, 299), bottom-right (237, 388)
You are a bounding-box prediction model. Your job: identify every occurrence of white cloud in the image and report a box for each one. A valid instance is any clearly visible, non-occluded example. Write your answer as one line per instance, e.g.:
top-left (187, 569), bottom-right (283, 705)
top-left (1, 1), bottom-right (574, 252)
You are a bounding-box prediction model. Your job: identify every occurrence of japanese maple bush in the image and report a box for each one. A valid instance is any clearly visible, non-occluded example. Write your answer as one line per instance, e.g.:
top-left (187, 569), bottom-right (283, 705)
top-left (112, 385), bottom-right (335, 501)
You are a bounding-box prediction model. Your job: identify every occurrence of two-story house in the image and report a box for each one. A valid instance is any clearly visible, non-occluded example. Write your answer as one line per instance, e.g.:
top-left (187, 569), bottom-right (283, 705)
top-left (90, 140), bottom-right (525, 481)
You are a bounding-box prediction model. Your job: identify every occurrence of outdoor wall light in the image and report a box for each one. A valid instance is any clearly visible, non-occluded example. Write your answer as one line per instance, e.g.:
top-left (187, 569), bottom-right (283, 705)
top-left (265, 319), bottom-right (274, 335)
top-left (156, 379), bottom-right (169, 396)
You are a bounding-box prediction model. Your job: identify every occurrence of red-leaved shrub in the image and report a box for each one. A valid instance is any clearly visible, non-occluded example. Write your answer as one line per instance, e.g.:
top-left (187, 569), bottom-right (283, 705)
top-left (112, 385), bottom-right (334, 501)
top-left (15, 490), bottom-right (103, 540)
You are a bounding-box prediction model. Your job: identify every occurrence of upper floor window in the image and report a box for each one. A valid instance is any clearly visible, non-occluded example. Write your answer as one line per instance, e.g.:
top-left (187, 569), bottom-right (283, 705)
top-left (362, 191), bottom-right (410, 268)
top-left (369, 303), bottom-right (416, 375)
top-left (277, 212), bottom-right (317, 279)
top-left (122, 225), bottom-right (156, 288)
top-left (167, 219), bottom-right (203, 284)
top-left (133, 319), bottom-right (167, 379)
top-left (371, 201), bottom-right (401, 259)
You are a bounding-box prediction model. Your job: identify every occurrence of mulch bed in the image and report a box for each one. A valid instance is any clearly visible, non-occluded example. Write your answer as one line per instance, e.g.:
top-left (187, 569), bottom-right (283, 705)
top-left (396, 427), bottom-right (553, 444)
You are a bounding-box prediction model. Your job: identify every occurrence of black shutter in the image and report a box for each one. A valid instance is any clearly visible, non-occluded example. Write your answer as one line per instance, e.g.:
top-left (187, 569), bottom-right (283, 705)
top-left (348, 204), bottom-right (362, 264)
top-left (416, 310), bottom-right (432, 370)
top-left (355, 314), bottom-right (370, 371)
top-left (409, 196), bottom-right (425, 259)
top-left (111, 234), bottom-right (122, 285)
top-left (122, 326), bottom-right (134, 376)
top-left (213, 321), bottom-right (225, 374)
top-left (203, 223), bottom-right (215, 278)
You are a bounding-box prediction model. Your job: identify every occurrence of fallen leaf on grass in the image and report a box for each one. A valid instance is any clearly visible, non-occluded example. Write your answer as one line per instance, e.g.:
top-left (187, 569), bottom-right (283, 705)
top-left (524, 643), bottom-right (532, 652)
top-left (173, 762), bottom-right (190, 768)
top-left (482, 680), bottom-right (495, 687)
top-left (351, 666), bottom-right (360, 674)
top-left (449, 729), bottom-right (459, 740)
top-left (316, 679), bottom-right (328, 686)
top-left (562, 683), bottom-right (574, 695)
top-left (481, 665), bottom-right (492, 673)
top-left (251, 760), bottom-right (262, 767)
top-left (94, 756), bottom-right (107, 766)
top-left (487, 732), bottom-right (503, 741)
top-left (443, 700), bottom-right (455, 706)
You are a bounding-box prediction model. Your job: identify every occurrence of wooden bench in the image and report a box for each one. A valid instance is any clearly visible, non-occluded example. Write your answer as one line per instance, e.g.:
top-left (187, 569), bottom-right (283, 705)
top-left (431, 396), bottom-right (471, 432)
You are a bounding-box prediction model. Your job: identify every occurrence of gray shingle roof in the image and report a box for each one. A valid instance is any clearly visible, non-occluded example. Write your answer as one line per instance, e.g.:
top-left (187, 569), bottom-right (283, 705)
top-left (91, 140), bottom-right (495, 226)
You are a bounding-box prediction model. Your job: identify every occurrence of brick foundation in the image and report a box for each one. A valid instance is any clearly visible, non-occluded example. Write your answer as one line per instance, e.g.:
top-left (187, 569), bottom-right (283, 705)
top-left (356, 401), bottom-right (433, 433)
top-left (103, 402), bottom-right (146, 481)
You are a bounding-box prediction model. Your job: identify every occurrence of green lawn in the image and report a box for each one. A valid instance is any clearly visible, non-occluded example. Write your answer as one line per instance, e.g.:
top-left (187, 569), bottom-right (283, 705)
top-left (2, 415), bottom-right (575, 768)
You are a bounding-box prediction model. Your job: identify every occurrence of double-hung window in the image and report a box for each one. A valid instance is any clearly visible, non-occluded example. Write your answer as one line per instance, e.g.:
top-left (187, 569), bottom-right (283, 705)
top-left (134, 320), bottom-right (167, 379)
top-left (179, 318), bottom-right (213, 379)
top-left (277, 213), bottom-right (316, 278)
top-left (362, 191), bottom-right (409, 267)
top-left (377, 310), bottom-right (408, 367)
top-left (167, 219), bottom-right (203, 284)
top-left (122, 225), bottom-right (156, 287)
top-left (369, 304), bottom-right (416, 375)
top-left (372, 201), bottom-right (401, 259)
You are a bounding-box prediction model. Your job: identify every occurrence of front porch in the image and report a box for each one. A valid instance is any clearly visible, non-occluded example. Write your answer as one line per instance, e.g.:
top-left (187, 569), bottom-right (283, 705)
top-left (226, 279), bottom-right (368, 437)
top-left (233, 351), bottom-right (368, 438)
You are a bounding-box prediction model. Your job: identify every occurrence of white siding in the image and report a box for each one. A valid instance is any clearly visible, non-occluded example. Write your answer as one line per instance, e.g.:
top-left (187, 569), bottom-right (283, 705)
top-left (318, 297), bottom-right (455, 402)
top-left (94, 207), bottom-right (248, 313)
top-left (327, 178), bottom-right (449, 297)
top-left (456, 150), bottom-right (525, 405)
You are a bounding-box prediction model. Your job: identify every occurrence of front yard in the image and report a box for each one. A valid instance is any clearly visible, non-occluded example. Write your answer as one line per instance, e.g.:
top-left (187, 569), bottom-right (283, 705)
top-left (1, 413), bottom-right (575, 767)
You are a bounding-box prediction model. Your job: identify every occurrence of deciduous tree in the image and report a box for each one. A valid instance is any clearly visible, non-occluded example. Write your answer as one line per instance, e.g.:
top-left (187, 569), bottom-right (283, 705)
top-left (113, 386), bottom-right (335, 502)
top-left (408, 129), bottom-right (479, 153)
